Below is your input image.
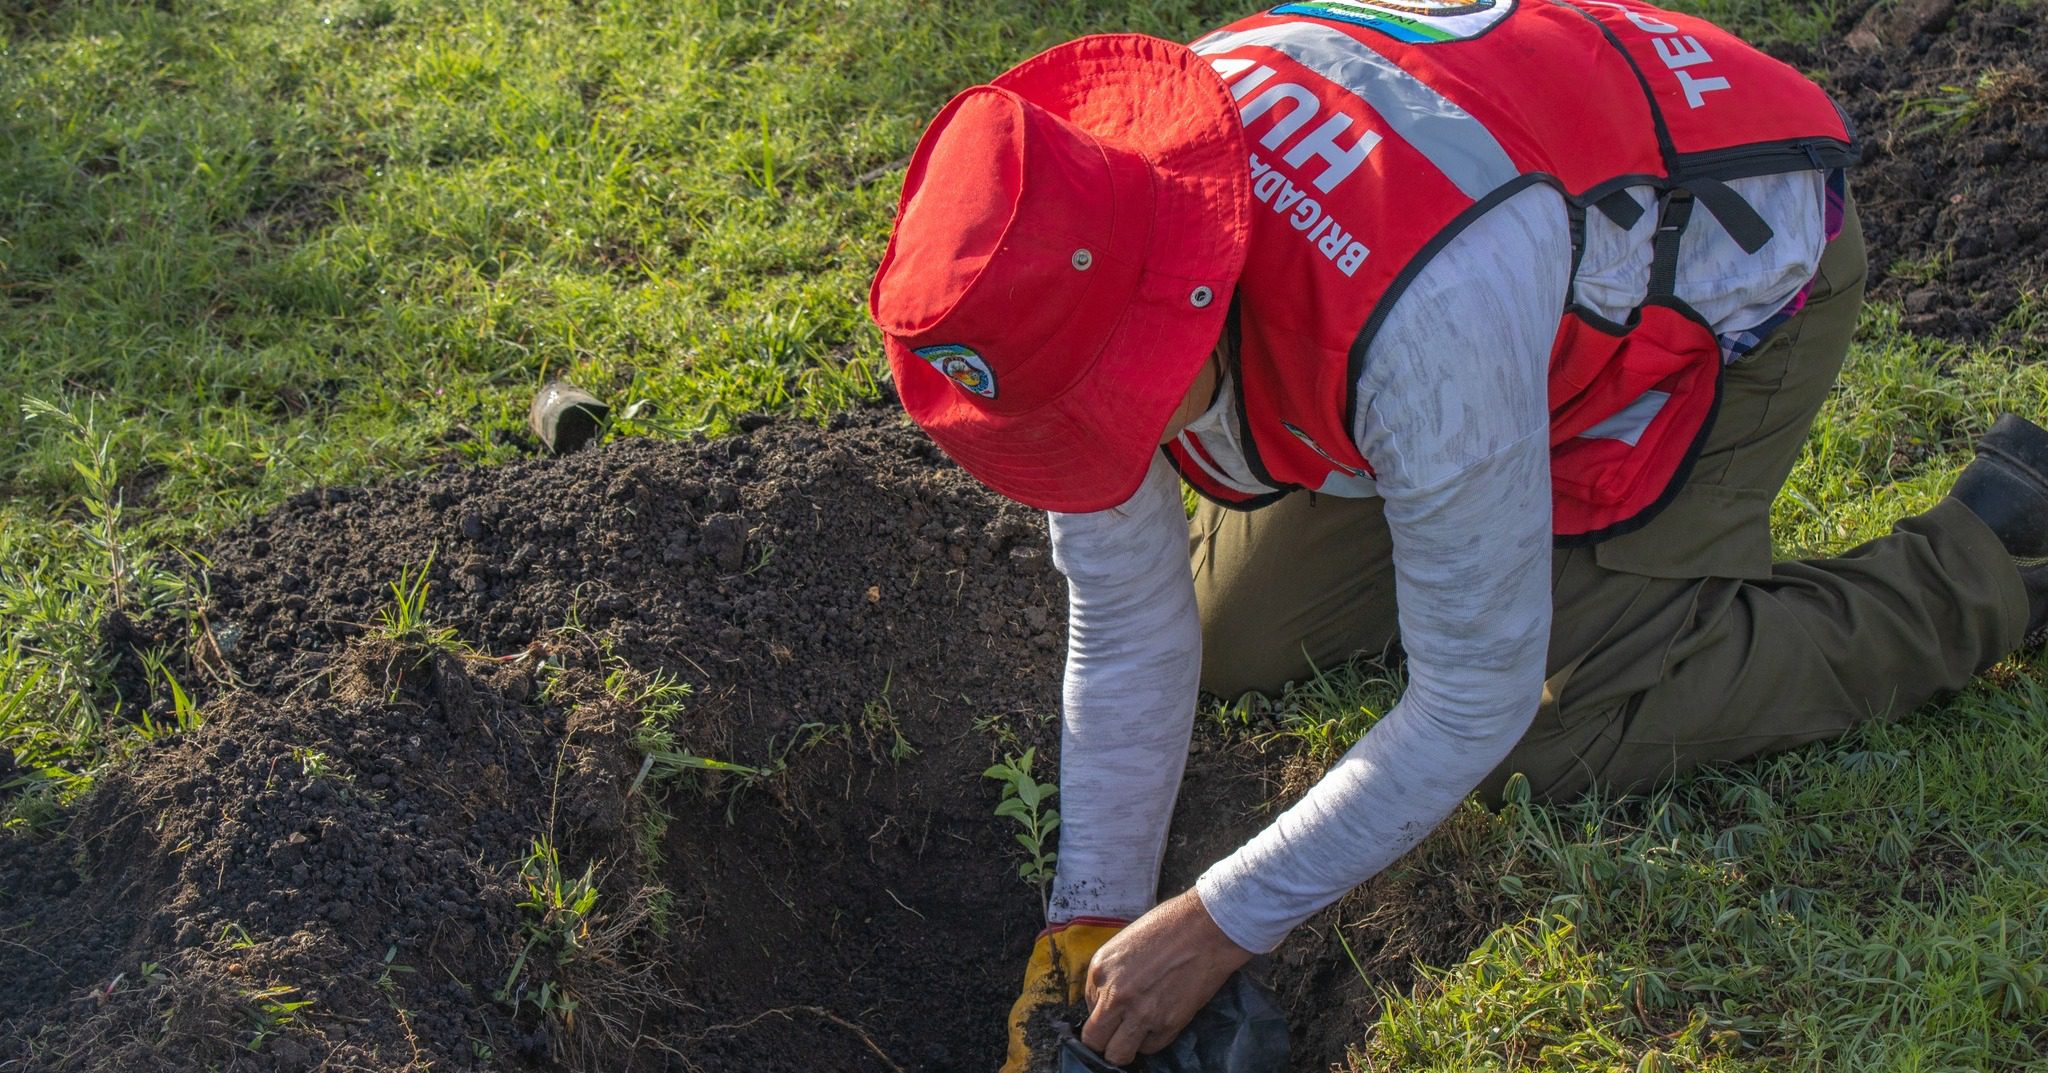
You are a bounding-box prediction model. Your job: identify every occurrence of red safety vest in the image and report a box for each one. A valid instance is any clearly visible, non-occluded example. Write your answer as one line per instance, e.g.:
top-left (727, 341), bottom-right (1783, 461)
top-left (1162, 0), bottom-right (1855, 543)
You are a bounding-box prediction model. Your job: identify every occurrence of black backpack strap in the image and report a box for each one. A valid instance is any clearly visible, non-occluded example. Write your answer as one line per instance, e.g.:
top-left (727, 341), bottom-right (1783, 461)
top-left (1679, 176), bottom-right (1775, 255)
top-left (1591, 187), bottom-right (1647, 231)
top-left (1646, 187), bottom-right (1695, 299)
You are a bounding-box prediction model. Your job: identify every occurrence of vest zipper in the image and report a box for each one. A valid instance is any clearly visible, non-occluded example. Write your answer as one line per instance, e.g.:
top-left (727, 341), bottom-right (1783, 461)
top-left (1671, 138), bottom-right (1857, 182)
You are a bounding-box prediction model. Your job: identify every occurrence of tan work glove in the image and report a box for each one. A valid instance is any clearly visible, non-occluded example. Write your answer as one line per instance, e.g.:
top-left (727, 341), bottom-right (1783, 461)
top-left (1001, 917), bottom-right (1127, 1073)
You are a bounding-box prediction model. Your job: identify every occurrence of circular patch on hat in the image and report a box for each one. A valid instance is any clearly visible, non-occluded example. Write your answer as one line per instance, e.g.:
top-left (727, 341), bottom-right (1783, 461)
top-left (914, 344), bottom-right (998, 399)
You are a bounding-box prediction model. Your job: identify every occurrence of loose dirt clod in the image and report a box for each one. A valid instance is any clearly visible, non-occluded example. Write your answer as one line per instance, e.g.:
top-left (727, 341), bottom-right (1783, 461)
top-left (1802, 1), bottom-right (2048, 341)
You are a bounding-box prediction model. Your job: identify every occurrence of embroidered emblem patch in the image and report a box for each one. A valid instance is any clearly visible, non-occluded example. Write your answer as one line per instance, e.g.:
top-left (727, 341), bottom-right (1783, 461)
top-left (913, 344), bottom-right (998, 399)
top-left (1273, 0), bottom-right (1515, 43)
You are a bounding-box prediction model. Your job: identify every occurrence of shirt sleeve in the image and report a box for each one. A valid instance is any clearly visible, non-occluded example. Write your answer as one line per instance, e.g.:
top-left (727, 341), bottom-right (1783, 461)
top-left (1043, 454), bottom-right (1203, 923)
top-left (1195, 184), bottom-right (1567, 953)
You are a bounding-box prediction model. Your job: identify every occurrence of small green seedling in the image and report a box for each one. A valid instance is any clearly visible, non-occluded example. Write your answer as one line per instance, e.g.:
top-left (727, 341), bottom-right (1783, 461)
top-left (138, 650), bottom-right (203, 739)
top-left (1898, 68), bottom-right (2037, 136)
top-left (244, 984), bottom-right (314, 1051)
top-left (634, 723), bottom-right (791, 822)
top-left (289, 745), bottom-right (345, 783)
top-left (374, 945), bottom-right (414, 994)
top-left (219, 922), bottom-right (257, 950)
top-left (621, 665), bottom-right (699, 795)
top-left (861, 673), bottom-right (918, 762)
top-left (376, 553), bottom-right (462, 652)
top-left (611, 666), bottom-right (692, 724)
top-left (972, 712), bottom-right (1020, 751)
top-left (498, 837), bottom-right (598, 1032)
top-left (19, 397), bottom-right (162, 614)
top-left (984, 748), bottom-right (1060, 911)
top-left (624, 662), bottom-right (787, 817)
top-left (742, 542), bottom-right (778, 576)
top-left (631, 747), bottom-right (774, 791)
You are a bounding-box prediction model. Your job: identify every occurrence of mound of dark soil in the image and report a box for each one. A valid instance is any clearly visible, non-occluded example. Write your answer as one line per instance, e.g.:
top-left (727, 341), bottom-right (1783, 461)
top-left (0, 410), bottom-right (1510, 1073)
top-left (1804, 0), bottom-right (2048, 341)
top-left (0, 640), bottom-right (658, 1071)
top-left (3, 412), bottom-right (1062, 1073)
top-left (191, 409), bottom-right (1064, 711)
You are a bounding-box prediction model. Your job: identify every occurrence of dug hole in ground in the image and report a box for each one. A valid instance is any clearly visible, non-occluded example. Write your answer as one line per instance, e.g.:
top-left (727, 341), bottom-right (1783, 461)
top-left (3, 1), bottom-right (2045, 1069)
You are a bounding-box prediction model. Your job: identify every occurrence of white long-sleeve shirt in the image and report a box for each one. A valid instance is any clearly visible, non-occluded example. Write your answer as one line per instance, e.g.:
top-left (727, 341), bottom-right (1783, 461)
top-left (1046, 174), bottom-right (1830, 954)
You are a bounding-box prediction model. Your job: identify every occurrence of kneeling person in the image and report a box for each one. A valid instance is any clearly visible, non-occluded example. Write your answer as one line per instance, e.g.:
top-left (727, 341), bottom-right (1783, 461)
top-left (867, 1), bottom-right (2045, 1067)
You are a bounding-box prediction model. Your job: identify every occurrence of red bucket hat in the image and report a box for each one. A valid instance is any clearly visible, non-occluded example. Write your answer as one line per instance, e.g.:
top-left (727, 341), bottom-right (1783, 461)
top-left (868, 34), bottom-right (1251, 513)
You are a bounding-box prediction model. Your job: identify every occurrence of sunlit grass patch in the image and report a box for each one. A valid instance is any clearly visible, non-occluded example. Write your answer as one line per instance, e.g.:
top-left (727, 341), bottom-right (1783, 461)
top-left (1354, 666), bottom-right (2048, 1071)
top-left (1775, 300), bottom-right (2048, 558)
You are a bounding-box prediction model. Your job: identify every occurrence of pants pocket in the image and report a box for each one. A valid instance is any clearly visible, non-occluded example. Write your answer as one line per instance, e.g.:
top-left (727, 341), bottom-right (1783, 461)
top-left (1591, 483), bottom-right (1774, 581)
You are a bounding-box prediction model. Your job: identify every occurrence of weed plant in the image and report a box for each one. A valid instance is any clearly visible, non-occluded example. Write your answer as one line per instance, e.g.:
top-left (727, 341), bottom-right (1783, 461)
top-left (137, 650), bottom-right (203, 739)
top-left (243, 984), bottom-right (316, 1052)
top-left (375, 553), bottom-right (462, 654)
top-left (495, 832), bottom-right (673, 1063)
top-left (1897, 67), bottom-right (2041, 137)
top-left (498, 836), bottom-right (600, 1033)
top-left (860, 673), bottom-right (919, 762)
top-left (622, 668), bottom-right (766, 789)
top-left (3, 399), bottom-right (190, 806)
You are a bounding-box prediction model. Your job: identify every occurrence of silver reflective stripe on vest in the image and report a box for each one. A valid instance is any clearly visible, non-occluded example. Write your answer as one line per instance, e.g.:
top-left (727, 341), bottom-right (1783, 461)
top-left (1313, 469), bottom-right (1380, 497)
top-left (1192, 22), bottom-right (1519, 200)
top-left (1577, 389), bottom-right (1669, 446)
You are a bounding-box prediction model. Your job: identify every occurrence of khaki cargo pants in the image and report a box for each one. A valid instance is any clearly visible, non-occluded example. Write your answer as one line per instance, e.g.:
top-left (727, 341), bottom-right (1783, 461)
top-left (1190, 198), bottom-right (2029, 805)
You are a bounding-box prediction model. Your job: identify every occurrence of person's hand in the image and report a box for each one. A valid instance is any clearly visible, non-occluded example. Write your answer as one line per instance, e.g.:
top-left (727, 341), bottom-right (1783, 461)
top-left (1001, 918), bottom-right (1127, 1073)
top-left (1080, 889), bottom-right (1253, 1065)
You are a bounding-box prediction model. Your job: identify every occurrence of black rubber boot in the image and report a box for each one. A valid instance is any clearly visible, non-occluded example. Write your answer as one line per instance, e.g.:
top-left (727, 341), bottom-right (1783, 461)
top-left (1951, 413), bottom-right (2048, 645)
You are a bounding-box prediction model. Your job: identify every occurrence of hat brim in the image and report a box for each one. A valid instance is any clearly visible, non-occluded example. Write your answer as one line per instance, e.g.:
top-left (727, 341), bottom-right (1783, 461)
top-left (888, 34), bottom-right (1250, 514)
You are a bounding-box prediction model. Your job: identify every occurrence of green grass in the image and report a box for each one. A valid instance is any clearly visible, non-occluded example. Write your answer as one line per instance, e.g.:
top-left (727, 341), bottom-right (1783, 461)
top-left (498, 836), bottom-right (602, 1025)
top-left (1348, 662), bottom-right (2048, 1071)
top-left (2, 0), bottom-right (2043, 1069)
